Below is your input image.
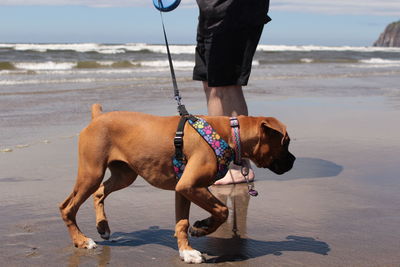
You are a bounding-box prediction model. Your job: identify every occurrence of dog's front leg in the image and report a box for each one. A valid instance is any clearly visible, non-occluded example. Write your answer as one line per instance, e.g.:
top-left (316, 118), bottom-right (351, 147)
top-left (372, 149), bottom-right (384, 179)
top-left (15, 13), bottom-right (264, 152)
top-left (179, 186), bottom-right (229, 238)
top-left (175, 192), bottom-right (204, 263)
top-left (175, 161), bottom-right (229, 238)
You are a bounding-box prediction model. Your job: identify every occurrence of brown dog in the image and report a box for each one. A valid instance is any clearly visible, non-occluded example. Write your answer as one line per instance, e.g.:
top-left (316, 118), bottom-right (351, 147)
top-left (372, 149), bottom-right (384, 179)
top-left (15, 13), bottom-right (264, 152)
top-left (59, 104), bottom-right (295, 263)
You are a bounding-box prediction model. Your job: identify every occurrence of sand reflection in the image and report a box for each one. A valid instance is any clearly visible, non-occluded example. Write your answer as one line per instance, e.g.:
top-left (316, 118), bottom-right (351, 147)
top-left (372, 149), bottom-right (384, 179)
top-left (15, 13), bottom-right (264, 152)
top-left (67, 245), bottom-right (110, 267)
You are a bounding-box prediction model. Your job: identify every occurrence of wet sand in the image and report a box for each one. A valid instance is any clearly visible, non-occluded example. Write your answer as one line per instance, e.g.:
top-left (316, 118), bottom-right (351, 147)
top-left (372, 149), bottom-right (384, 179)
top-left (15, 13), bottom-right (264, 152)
top-left (1, 94), bottom-right (400, 266)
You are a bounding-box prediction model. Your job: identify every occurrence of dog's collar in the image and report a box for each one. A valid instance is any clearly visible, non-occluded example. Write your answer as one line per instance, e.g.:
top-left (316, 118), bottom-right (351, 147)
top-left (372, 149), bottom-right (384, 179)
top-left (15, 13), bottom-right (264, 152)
top-left (230, 117), bottom-right (258, 197)
top-left (230, 117), bottom-right (242, 166)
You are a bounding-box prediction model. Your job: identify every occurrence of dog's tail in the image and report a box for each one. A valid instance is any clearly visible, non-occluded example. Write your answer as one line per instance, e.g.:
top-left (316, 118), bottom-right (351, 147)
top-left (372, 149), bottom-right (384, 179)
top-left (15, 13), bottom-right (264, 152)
top-left (91, 103), bottom-right (103, 120)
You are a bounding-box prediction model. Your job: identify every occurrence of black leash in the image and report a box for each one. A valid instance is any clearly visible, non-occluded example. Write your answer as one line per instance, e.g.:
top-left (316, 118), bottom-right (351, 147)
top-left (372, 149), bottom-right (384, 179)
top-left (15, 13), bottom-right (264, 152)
top-left (158, 7), bottom-right (188, 116)
top-left (157, 3), bottom-right (190, 164)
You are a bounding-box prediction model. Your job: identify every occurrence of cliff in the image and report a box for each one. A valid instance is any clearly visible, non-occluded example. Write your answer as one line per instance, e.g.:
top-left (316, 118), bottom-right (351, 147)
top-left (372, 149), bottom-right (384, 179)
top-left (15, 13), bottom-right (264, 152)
top-left (373, 21), bottom-right (400, 47)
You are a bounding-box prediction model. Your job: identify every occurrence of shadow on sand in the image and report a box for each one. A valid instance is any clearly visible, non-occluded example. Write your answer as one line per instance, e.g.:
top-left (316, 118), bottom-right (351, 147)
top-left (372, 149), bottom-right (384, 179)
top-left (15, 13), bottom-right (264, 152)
top-left (69, 157), bottom-right (337, 265)
top-left (256, 157), bottom-right (343, 181)
top-left (97, 227), bottom-right (329, 263)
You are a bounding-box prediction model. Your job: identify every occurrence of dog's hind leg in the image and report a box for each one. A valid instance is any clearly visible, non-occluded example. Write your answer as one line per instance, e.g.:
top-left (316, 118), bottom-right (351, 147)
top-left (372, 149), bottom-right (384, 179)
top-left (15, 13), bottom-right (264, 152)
top-left (93, 161), bottom-right (138, 240)
top-left (59, 131), bottom-right (108, 249)
top-left (59, 163), bottom-right (106, 249)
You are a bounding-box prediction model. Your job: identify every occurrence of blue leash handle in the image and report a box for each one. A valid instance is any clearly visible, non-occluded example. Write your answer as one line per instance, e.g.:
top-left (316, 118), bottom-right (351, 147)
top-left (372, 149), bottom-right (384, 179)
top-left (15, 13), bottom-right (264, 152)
top-left (153, 0), bottom-right (181, 12)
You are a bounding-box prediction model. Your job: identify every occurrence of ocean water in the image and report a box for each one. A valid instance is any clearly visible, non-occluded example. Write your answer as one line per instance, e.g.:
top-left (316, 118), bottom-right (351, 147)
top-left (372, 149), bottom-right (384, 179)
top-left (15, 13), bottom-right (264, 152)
top-left (1, 43), bottom-right (400, 148)
top-left (2, 43), bottom-right (400, 86)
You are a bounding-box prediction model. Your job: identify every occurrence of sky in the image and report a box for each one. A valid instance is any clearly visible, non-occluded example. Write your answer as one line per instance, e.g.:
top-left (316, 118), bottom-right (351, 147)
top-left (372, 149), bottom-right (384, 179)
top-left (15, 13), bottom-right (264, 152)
top-left (0, 0), bottom-right (399, 46)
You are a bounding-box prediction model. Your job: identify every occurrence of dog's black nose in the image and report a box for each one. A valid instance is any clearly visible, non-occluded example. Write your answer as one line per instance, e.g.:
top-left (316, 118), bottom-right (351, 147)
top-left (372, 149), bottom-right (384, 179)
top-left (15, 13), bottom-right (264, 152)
top-left (270, 152), bottom-right (296, 175)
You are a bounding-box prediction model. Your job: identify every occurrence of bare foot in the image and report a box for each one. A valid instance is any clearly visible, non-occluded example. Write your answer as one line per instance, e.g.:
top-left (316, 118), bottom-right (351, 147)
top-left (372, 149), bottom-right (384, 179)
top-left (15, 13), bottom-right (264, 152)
top-left (214, 160), bottom-right (255, 185)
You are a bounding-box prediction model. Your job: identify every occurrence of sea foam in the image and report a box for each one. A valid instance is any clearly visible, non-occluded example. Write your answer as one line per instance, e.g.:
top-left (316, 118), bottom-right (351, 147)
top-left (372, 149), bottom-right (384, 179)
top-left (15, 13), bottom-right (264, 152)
top-left (4, 43), bottom-right (400, 54)
top-left (6, 60), bottom-right (195, 71)
top-left (1, 43), bottom-right (196, 54)
top-left (257, 45), bottom-right (400, 52)
top-left (14, 62), bottom-right (76, 70)
top-left (358, 58), bottom-right (400, 67)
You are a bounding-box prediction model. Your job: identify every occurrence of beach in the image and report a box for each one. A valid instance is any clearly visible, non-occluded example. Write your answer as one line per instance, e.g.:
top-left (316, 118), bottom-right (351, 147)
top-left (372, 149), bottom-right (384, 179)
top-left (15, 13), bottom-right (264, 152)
top-left (1, 44), bottom-right (400, 266)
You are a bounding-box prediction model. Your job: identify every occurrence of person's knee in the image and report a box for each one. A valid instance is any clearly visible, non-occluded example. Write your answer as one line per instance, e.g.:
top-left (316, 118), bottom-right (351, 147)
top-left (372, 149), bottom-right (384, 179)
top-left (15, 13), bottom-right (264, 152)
top-left (207, 85), bottom-right (242, 100)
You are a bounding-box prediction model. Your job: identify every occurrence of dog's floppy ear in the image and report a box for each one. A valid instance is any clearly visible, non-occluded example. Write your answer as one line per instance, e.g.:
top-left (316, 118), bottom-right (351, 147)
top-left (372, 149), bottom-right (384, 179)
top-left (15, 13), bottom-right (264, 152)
top-left (252, 117), bottom-right (288, 165)
top-left (261, 117), bottom-right (287, 144)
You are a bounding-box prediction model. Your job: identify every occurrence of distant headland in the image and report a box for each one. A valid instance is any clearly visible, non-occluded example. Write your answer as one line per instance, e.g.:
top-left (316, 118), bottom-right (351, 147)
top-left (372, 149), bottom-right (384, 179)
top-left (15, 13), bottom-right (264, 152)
top-left (374, 20), bottom-right (400, 47)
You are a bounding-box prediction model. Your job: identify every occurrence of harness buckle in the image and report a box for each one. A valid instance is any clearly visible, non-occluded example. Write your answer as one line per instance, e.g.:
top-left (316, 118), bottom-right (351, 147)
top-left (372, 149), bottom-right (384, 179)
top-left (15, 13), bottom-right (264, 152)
top-left (230, 117), bottom-right (239, 128)
top-left (174, 132), bottom-right (183, 147)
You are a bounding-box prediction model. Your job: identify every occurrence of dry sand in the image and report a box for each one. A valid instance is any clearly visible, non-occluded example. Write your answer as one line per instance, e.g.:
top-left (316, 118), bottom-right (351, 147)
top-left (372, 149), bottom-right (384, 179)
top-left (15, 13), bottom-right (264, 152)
top-left (1, 95), bottom-right (400, 266)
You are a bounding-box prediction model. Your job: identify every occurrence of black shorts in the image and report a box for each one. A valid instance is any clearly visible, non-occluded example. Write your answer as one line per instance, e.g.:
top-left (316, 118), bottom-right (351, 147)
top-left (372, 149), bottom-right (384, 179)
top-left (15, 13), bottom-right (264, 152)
top-left (193, 24), bottom-right (264, 87)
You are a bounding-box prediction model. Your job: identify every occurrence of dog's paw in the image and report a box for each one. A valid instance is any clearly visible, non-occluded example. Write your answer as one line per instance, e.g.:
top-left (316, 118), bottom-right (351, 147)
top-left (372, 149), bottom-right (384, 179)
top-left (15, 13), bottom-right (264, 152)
top-left (179, 249), bottom-right (204, 264)
top-left (97, 220), bottom-right (111, 240)
top-left (189, 218), bottom-right (212, 237)
top-left (189, 226), bottom-right (207, 237)
top-left (85, 238), bottom-right (97, 249)
top-left (100, 231), bottom-right (110, 240)
top-left (74, 237), bottom-right (97, 249)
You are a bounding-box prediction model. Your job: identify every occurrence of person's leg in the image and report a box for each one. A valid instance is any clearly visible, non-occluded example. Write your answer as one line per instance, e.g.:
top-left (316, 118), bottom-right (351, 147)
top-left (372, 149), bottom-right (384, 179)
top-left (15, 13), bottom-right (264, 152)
top-left (203, 82), bottom-right (247, 117)
top-left (203, 82), bottom-right (255, 185)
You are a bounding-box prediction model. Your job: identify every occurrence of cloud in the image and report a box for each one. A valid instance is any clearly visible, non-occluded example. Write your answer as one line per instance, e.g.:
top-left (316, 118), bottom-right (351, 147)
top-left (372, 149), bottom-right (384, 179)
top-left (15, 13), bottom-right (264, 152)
top-left (0, 0), bottom-right (399, 16)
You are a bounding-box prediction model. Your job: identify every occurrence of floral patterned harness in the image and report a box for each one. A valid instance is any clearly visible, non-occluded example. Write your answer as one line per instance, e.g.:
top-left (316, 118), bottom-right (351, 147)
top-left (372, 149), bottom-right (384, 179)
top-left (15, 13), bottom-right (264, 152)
top-left (173, 116), bottom-right (234, 181)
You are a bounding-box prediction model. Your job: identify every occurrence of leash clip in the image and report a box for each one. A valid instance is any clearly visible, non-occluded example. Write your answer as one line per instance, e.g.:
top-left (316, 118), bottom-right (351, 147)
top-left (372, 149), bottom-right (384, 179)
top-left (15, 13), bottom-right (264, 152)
top-left (174, 95), bottom-right (182, 105)
top-left (240, 160), bottom-right (258, 197)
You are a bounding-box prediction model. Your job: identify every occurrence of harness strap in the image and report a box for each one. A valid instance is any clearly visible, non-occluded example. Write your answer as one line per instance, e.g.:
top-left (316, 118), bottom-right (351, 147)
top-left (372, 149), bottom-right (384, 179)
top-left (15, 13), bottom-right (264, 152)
top-left (173, 116), bottom-right (258, 196)
top-left (173, 116), bottom-right (233, 181)
top-left (230, 117), bottom-right (242, 165)
top-left (174, 115), bottom-right (198, 162)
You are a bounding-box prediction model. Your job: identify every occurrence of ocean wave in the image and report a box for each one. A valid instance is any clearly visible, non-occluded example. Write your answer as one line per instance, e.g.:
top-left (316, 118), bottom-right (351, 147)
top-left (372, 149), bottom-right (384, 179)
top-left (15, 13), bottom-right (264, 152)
top-left (257, 58), bottom-right (358, 65)
top-left (358, 58), bottom-right (400, 67)
top-left (0, 78), bottom-right (96, 86)
top-left (257, 45), bottom-right (400, 53)
top-left (140, 60), bottom-right (194, 68)
top-left (1, 60), bottom-right (195, 71)
top-left (1, 43), bottom-right (126, 54)
top-left (300, 58), bottom-right (314, 63)
top-left (75, 60), bottom-right (140, 69)
top-left (359, 58), bottom-right (400, 64)
top-left (3, 43), bottom-right (400, 54)
top-left (14, 61), bottom-right (76, 70)
top-left (0, 61), bottom-right (16, 70)
top-left (0, 77), bottom-right (147, 86)
top-left (0, 75), bottom-right (177, 87)
top-left (0, 43), bottom-right (196, 55)
top-left (3, 56), bottom-right (400, 73)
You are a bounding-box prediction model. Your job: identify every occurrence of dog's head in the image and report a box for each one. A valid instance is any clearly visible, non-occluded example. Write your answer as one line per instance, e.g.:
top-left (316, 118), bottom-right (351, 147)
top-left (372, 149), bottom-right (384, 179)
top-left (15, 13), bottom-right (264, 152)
top-left (252, 117), bottom-right (295, 175)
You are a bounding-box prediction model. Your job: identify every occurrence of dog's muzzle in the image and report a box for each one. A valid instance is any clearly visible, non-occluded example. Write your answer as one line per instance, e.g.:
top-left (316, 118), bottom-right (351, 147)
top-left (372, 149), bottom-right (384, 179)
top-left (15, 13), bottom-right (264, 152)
top-left (269, 152), bottom-right (296, 175)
